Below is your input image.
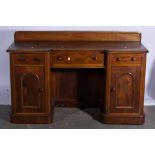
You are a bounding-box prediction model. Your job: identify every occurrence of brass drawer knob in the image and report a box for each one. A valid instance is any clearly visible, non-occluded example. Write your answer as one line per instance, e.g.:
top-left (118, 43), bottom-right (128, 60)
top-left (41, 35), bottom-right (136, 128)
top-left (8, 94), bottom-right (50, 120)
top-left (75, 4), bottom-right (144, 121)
top-left (131, 57), bottom-right (136, 61)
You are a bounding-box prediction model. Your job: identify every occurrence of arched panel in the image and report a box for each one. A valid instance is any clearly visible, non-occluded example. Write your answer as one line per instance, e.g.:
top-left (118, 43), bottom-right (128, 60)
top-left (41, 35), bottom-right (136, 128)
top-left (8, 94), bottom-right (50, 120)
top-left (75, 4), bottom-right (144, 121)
top-left (110, 66), bottom-right (141, 113)
top-left (21, 73), bottom-right (40, 107)
top-left (116, 73), bottom-right (135, 107)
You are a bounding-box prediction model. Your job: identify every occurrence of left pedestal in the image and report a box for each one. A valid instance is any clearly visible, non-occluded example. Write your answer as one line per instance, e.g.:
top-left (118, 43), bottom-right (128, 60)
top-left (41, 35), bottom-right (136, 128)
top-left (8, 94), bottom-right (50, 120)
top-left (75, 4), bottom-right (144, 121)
top-left (9, 52), bottom-right (52, 124)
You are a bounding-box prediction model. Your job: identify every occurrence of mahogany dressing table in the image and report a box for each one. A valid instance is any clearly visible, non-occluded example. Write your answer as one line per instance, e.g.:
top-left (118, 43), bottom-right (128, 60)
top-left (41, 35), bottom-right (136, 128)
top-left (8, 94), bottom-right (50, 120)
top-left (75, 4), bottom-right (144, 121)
top-left (7, 31), bottom-right (148, 124)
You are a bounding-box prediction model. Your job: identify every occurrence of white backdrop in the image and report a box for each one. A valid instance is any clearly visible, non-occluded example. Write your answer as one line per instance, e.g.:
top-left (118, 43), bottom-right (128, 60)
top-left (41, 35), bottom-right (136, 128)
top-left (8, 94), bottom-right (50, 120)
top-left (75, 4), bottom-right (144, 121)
top-left (0, 26), bottom-right (154, 105)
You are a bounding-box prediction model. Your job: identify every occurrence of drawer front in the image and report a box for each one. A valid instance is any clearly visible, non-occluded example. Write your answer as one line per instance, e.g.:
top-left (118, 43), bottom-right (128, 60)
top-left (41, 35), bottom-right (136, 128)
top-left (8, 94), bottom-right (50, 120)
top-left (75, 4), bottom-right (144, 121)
top-left (14, 54), bottom-right (45, 65)
top-left (111, 53), bottom-right (142, 65)
top-left (51, 51), bottom-right (105, 68)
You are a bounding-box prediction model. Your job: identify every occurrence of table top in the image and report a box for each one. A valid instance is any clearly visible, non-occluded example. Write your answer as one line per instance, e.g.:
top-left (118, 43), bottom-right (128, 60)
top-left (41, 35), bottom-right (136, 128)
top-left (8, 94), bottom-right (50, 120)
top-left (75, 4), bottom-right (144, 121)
top-left (7, 41), bottom-right (148, 53)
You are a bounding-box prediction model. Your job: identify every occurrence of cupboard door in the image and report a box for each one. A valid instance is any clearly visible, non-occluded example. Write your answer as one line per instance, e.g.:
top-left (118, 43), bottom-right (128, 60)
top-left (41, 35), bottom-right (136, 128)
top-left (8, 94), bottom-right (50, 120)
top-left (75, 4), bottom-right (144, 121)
top-left (14, 66), bottom-right (46, 113)
top-left (110, 66), bottom-right (141, 113)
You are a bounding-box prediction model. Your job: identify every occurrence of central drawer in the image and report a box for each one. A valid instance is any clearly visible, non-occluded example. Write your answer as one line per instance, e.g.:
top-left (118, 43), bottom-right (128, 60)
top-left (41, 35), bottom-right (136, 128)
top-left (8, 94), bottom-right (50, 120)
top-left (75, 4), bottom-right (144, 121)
top-left (50, 51), bottom-right (105, 68)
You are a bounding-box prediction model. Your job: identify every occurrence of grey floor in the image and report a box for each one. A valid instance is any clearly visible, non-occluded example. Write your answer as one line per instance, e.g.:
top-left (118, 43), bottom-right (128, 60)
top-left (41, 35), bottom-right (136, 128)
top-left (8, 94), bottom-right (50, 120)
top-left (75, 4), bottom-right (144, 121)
top-left (0, 105), bottom-right (155, 129)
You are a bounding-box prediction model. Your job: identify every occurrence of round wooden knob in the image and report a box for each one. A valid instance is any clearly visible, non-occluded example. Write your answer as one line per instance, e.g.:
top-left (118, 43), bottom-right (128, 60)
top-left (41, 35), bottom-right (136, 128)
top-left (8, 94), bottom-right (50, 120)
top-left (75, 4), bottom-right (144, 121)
top-left (57, 57), bottom-right (63, 61)
top-left (131, 57), bottom-right (136, 61)
top-left (38, 88), bottom-right (45, 92)
top-left (92, 56), bottom-right (97, 61)
top-left (110, 87), bottom-right (116, 92)
top-left (116, 58), bottom-right (121, 61)
top-left (33, 58), bottom-right (40, 62)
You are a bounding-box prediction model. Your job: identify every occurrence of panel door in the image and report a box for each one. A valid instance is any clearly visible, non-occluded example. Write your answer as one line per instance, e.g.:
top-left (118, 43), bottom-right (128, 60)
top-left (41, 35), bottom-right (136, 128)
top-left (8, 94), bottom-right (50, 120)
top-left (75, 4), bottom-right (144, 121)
top-left (110, 66), bottom-right (141, 113)
top-left (14, 66), bottom-right (46, 113)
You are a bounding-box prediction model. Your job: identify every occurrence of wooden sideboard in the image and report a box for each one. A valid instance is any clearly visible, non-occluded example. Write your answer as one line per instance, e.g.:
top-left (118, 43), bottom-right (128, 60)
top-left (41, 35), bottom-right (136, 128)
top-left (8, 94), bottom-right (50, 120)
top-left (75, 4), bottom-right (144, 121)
top-left (7, 31), bottom-right (148, 124)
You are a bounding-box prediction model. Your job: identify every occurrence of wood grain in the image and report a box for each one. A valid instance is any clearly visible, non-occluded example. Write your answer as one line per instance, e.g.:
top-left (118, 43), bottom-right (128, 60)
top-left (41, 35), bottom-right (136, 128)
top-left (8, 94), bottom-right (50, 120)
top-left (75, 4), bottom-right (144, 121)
top-left (51, 51), bottom-right (105, 68)
top-left (8, 31), bottom-right (147, 124)
top-left (15, 31), bottom-right (141, 42)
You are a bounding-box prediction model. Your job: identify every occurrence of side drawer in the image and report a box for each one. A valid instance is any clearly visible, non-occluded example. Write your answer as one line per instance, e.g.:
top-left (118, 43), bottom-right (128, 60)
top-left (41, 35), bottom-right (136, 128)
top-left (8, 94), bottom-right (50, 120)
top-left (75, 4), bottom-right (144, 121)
top-left (13, 54), bottom-right (45, 65)
top-left (111, 53), bottom-right (142, 65)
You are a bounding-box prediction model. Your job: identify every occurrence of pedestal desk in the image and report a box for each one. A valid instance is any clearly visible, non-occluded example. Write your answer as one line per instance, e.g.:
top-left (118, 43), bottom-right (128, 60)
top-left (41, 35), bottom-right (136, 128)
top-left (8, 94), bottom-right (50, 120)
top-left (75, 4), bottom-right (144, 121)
top-left (7, 31), bottom-right (148, 124)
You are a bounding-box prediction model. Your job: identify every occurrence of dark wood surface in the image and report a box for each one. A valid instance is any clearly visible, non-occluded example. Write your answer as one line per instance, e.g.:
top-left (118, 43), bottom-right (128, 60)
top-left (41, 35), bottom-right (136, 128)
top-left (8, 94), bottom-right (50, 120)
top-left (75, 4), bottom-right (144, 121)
top-left (51, 69), bottom-right (105, 108)
top-left (8, 41), bottom-right (147, 52)
top-left (8, 31), bottom-right (148, 124)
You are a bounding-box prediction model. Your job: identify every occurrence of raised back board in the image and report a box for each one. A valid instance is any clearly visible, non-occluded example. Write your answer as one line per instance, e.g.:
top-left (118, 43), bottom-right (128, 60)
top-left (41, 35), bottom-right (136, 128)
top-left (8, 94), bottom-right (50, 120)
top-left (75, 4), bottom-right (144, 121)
top-left (15, 31), bottom-right (141, 42)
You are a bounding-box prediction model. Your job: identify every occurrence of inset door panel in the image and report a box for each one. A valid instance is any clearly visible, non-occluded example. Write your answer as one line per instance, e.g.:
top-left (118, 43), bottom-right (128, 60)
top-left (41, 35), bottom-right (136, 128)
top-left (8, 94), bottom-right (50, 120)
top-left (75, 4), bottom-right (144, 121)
top-left (110, 66), bottom-right (141, 113)
top-left (14, 66), bottom-right (46, 113)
